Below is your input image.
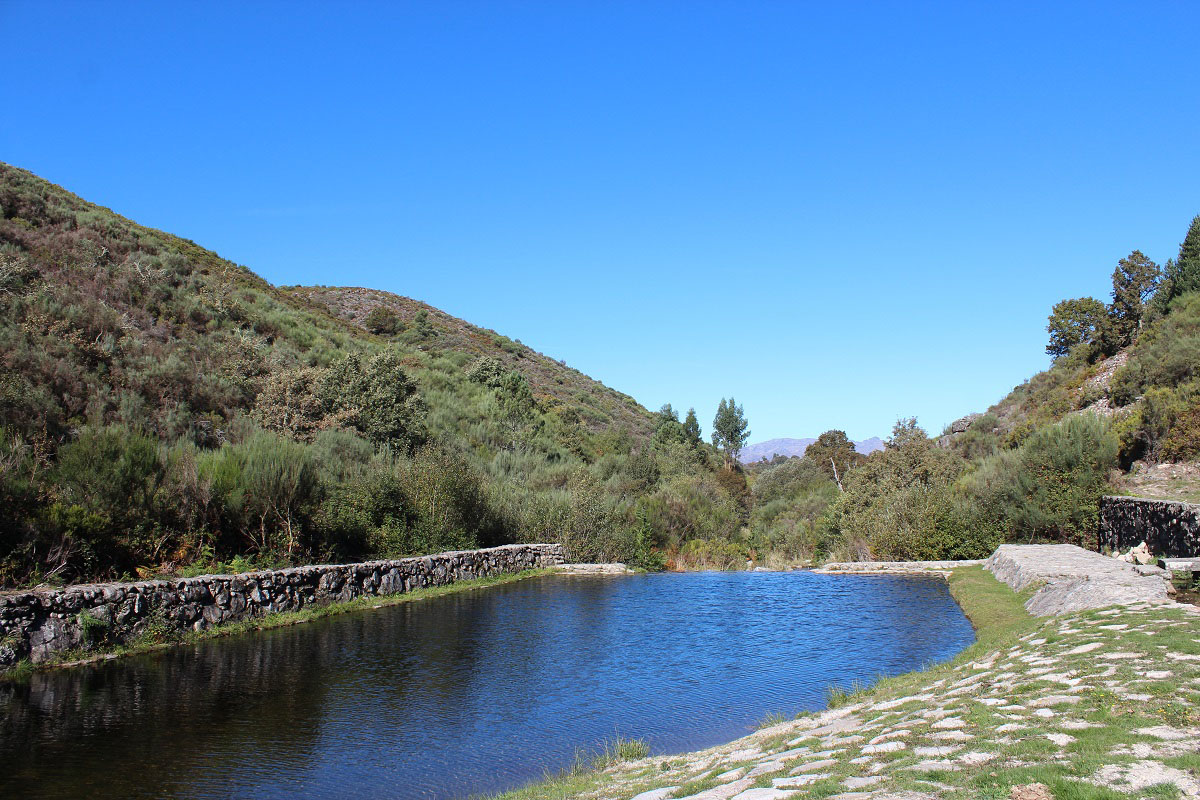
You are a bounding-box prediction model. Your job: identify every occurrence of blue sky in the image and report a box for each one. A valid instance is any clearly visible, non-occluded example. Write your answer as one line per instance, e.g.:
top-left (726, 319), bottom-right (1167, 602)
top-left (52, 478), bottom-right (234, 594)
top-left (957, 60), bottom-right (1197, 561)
top-left (3, 2), bottom-right (1198, 442)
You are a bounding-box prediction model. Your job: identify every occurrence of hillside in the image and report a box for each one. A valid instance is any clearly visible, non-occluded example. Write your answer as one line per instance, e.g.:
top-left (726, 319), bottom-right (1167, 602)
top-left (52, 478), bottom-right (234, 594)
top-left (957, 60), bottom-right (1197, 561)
top-left (746, 213), bottom-right (1200, 564)
top-left (0, 163), bottom-right (739, 586)
top-left (284, 286), bottom-right (651, 436)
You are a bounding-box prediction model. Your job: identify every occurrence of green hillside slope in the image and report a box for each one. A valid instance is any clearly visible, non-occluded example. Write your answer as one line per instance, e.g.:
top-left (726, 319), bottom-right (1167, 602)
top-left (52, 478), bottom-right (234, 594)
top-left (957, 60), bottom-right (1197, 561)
top-left (0, 164), bottom-right (741, 586)
top-left (745, 215), bottom-right (1200, 563)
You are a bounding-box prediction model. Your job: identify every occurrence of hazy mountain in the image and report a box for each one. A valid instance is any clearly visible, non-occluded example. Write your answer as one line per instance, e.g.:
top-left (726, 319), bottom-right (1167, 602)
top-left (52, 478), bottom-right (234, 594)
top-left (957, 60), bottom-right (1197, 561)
top-left (740, 436), bottom-right (884, 463)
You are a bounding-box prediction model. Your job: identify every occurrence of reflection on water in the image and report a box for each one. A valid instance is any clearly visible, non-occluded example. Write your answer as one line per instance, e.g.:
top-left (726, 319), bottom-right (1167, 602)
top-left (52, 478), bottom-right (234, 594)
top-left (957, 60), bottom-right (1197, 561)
top-left (0, 571), bottom-right (974, 799)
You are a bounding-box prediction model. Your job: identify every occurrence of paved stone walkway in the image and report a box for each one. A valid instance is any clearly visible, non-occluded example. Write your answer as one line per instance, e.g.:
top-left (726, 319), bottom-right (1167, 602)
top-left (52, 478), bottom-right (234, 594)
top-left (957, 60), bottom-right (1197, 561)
top-left (569, 600), bottom-right (1200, 800)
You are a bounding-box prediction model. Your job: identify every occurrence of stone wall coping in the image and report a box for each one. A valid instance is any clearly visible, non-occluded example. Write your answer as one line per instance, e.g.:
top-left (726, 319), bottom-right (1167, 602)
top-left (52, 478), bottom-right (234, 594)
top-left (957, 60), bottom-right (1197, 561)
top-left (1101, 494), bottom-right (1200, 509)
top-left (0, 544), bottom-right (560, 603)
top-left (0, 543), bottom-right (566, 666)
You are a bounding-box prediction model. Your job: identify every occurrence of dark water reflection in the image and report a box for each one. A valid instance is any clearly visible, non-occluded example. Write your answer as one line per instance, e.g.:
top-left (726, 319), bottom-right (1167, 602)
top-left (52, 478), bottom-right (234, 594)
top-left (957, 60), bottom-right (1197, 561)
top-left (0, 571), bottom-right (974, 800)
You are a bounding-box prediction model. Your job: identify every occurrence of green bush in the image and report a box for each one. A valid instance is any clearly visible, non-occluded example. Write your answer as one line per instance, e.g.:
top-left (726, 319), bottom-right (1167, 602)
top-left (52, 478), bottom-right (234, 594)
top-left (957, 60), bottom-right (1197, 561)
top-left (363, 305), bottom-right (403, 336)
top-left (962, 413), bottom-right (1117, 547)
top-left (466, 356), bottom-right (506, 388)
top-left (199, 430), bottom-right (320, 557)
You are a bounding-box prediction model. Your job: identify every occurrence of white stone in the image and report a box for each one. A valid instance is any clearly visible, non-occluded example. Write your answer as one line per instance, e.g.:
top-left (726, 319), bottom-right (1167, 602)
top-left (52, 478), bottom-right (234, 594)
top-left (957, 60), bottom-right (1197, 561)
top-left (788, 759), bottom-right (837, 775)
top-left (632, 789), bottom-right (680, 800)
top-left (931, 717), bottom-right (965, 729)
top-left (731, 789), bottom-right (797, 800)
top-left (958, 751), bottom-right (997, 765)
top-left (770, 774), bottom-right (829, 788)
top-left (913, 745), bottom-right (960, 756)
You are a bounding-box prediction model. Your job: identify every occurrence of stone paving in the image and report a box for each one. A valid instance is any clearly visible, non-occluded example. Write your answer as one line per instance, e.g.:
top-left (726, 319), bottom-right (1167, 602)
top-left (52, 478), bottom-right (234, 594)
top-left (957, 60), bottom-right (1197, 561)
top-left (985, 544), bottom-right (1170, 616)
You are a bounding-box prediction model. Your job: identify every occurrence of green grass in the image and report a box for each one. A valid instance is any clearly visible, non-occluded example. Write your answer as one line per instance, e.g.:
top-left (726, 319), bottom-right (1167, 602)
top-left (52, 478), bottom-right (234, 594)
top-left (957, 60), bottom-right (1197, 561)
top-left (946, 564), bottom-right (1038, 645)
top-left (592, 736), bottom-right (651, 767)
top-left (490, 736), bottom-right (652, 800)
top-left (0, 568), bottom-right (552, 684)
top-left (754, 711), bottom-right (792, 729)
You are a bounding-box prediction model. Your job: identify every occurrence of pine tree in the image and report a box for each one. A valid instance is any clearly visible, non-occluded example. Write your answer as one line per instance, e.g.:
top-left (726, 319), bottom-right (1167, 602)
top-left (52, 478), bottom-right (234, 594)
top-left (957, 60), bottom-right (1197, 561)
top-left (1109, 250), bottom-right (1160, 347)
top-left (1179, 214), bottom-right (1200, 288)
top-left (1156, 215), bottom-right (1200, 309)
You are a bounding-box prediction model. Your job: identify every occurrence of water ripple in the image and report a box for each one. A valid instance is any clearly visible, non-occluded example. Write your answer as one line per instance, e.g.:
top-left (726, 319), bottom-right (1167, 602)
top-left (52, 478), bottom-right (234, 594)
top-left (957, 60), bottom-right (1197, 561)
top-left (0, 571), bottom-right (974, 800)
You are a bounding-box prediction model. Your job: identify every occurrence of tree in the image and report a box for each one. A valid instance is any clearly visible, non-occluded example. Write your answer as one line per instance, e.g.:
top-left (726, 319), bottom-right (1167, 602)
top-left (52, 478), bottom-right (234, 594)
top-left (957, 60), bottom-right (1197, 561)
top-left (802, 430), bottom-right (862, 489)
top-left (682, 408), bottom-right (702, 447)
top-left (359, 350), bottom-right (427, 449)
top-left (655, 404), bottom-right (679, 426)
top-left (1155, 215), bottom-right (1200, 309)
top-left (252, 367), bottom-right (329, 440)
top-left (414, 309), bottom-right (437, 340)
top-left (1046, 297), bottom-right (1109, 359)
top-left (651, 403), bottom-right (688, 446)
top-left (1109, 250), bottom-right (1160, 347)
top-left (711, 397), bottom-right (750, 468)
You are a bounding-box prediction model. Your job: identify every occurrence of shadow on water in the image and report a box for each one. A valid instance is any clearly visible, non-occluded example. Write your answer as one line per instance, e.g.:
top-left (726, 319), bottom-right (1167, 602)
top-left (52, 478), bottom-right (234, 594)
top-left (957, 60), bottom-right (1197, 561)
top-left (0, 571), bottom-right (975, 800)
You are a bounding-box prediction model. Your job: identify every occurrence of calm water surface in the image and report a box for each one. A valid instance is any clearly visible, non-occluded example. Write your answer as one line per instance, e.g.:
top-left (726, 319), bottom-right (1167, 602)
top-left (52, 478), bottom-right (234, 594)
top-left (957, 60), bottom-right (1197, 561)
top-left (0, 571), bottom-right (974, 799)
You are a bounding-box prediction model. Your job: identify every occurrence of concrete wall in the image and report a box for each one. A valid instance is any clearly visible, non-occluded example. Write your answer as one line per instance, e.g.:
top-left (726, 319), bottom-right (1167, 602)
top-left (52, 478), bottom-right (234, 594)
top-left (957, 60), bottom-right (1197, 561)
top-left (1099, 495), bottom-right (1200, 558)
top-left (0, 543), bottom-right (565, 668)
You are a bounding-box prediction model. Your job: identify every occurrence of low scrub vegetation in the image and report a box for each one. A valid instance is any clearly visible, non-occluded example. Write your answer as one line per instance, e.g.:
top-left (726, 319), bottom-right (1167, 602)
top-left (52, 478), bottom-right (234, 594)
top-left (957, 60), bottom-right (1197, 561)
top-left (2, 163), bottom-right (1197, 580)
top-left (742, 213), bottom-right (1200, 563)
top-left (0, 165), bottom-right (751, 585)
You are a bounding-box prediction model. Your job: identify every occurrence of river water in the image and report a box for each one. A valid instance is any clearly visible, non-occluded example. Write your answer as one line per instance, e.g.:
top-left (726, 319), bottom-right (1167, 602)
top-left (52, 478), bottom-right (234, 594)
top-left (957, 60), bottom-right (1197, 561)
top-left (0, 571), bottom-right (974, 799)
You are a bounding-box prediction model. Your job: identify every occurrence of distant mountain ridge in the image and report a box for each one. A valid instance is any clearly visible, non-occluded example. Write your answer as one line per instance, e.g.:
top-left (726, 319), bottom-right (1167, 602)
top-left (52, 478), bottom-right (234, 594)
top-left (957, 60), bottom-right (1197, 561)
top-left (740, 436), bottom-right (884, 463)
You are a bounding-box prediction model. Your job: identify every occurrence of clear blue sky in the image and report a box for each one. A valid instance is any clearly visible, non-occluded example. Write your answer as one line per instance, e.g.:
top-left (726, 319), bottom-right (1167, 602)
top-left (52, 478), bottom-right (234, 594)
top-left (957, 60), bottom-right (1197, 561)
top-left (3, 1), bottom-right (1198, 442)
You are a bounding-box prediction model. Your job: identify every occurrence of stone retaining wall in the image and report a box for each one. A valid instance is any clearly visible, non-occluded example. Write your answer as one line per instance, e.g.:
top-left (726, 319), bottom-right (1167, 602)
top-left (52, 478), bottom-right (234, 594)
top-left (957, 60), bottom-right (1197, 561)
top-left (0, 543), bottom-right (565, 668)
top-left (1099, 495), bottom-right (1200, 557)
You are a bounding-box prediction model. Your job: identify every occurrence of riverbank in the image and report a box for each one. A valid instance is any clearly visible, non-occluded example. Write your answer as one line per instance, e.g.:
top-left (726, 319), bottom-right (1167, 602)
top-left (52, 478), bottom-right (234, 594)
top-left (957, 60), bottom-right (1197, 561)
top-left (495, 566), bottom-right (1200, 800)
top-left (0, 567), bottom-right (555, 683)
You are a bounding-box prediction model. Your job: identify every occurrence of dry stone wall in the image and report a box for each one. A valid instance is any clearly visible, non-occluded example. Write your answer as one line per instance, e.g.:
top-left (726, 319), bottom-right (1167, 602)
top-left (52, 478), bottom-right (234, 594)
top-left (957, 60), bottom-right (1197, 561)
top-left (0, 543), bottom-right (564, 668)
top-left (1099, 495), bottom-right (1200, 558)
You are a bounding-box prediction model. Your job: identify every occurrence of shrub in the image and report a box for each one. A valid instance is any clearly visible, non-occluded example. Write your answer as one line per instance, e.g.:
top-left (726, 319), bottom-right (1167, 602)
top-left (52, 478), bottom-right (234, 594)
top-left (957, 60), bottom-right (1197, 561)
top-left (199, 431), bottom-right (320, 557)
top-left (251, 367), bottom-right (329, 441)
top-left (1111, 292), bottom-right (1200, 405)
top-left (962, 413), bottom-right (1117, 547)
top-left (394, 445), bottom-right (505, 552)
top-left (363, 305), bottom-right (403, 336)
top-left (466, 356), bottom-right (506, 388)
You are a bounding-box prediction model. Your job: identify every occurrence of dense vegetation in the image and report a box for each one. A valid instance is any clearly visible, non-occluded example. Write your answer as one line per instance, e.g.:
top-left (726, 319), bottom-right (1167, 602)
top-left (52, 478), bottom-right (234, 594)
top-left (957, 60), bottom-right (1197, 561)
top-left (743, 213), bottom-right (1200, 562)
top-left (2, 162), bottom-right (1196, 582)
top-left (0, 164), bottom-right (757, 585)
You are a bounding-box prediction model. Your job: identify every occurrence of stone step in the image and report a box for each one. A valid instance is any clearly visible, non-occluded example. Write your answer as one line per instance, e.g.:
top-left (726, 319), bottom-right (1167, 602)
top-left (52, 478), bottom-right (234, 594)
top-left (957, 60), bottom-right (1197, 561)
top-left (1159, 558), bottom-right (1200, 572)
